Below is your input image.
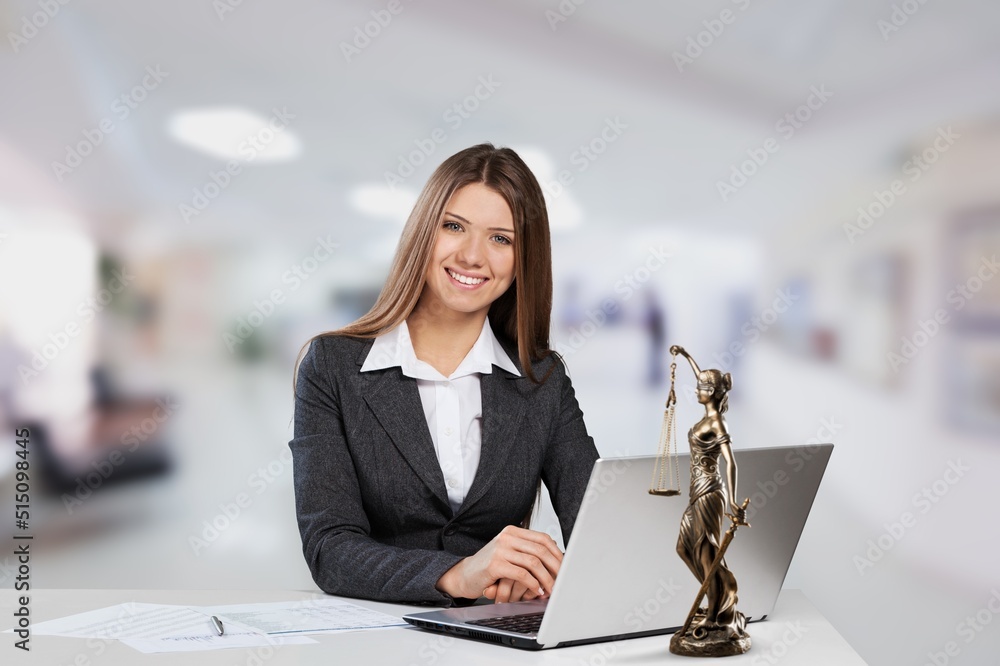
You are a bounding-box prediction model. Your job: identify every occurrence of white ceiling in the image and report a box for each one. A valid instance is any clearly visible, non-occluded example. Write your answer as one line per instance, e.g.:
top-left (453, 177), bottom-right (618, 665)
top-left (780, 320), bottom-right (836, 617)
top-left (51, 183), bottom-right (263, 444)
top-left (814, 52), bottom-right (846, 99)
top-left (1, 0), bottom-right (999, 254)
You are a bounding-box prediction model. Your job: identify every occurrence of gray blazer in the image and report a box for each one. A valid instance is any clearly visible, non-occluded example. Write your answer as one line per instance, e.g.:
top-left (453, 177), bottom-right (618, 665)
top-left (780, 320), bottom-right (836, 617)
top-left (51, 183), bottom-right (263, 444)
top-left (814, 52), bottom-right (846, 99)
top-left (289, 332), bottom-right (599, 607)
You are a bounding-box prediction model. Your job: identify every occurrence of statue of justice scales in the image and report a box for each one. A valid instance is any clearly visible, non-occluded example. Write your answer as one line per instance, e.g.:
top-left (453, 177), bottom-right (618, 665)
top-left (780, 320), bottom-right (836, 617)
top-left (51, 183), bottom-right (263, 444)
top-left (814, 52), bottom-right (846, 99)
top-left (649, 345), bottom-right (752, 658)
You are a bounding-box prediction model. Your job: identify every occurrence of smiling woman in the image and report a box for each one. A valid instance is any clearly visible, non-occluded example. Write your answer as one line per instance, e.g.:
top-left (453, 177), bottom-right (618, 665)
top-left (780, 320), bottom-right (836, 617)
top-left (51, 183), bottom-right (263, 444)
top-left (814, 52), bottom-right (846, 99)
top-left (289, 143), bottom-right (599, 608)
top-left (410, 183), bottom-right (517, 376)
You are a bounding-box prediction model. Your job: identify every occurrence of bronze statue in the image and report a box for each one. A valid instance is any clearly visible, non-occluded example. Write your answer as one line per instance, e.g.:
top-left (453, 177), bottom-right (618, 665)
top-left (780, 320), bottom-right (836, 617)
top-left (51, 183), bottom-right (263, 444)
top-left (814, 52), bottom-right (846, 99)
top-left (668, 345), bottom-right (751, 657)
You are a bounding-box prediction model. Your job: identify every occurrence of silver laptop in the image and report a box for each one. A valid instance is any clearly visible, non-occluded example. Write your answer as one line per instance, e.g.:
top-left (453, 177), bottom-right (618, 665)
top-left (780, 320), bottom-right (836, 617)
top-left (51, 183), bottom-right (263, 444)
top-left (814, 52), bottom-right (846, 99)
top-left (403, 444), bottom-right (832, 649)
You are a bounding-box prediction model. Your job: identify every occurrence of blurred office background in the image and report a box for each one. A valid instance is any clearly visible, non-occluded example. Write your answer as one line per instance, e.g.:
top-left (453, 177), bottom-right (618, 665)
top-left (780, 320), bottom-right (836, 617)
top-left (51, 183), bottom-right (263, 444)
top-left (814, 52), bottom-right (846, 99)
top-left (1, 1), bottom-right (999, 663)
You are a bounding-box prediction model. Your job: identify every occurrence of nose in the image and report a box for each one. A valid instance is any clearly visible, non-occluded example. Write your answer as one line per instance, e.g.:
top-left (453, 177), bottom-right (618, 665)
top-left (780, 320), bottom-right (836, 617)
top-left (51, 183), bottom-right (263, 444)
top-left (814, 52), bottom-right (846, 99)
top-left (456, 231), bottom-right (485, 267)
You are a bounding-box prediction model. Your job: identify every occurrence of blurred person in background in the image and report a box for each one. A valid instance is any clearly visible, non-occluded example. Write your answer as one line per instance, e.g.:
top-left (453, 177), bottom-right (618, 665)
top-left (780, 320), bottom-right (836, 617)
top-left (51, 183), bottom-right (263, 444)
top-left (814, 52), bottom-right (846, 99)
top-left (290, 143), bottom-right (600, 607)
top-left (642, 288), bottom-right (668, 387)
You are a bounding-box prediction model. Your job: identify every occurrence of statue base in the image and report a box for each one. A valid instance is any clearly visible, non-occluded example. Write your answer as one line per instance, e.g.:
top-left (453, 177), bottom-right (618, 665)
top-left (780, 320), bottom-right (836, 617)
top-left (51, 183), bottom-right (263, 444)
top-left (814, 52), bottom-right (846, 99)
top-left (669, 611), bottom-right (751, 658)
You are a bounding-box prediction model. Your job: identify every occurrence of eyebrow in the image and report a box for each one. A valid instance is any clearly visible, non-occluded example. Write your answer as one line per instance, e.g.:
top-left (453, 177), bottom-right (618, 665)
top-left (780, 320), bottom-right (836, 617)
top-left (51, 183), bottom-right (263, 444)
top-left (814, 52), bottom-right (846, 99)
top-left (444, 211), bottom-right (515, 234)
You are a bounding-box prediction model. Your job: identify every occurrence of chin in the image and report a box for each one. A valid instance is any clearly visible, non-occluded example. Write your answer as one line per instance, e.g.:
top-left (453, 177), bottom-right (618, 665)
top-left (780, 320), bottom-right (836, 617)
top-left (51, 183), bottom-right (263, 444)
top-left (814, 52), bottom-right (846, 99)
top-left (435, 294), bottom-right (489, 315)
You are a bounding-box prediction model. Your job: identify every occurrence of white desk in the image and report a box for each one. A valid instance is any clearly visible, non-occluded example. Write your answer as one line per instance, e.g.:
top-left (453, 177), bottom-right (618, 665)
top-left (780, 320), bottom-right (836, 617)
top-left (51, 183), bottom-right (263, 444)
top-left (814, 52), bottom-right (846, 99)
top-left (5, 588), bottom-right (865, 664)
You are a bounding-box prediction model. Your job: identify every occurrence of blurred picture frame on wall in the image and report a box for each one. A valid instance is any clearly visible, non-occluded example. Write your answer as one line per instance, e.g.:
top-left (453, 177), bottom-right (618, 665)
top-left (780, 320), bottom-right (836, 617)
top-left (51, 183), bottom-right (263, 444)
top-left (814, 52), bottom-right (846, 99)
top-left (945, 335), bottom-right (1000, 435)
top-left (844, 252), bottom-right (908, 388)
top-left (948, 206), bottom-right (1000, 321)
top-left (944, 206), bottom-right (1000, 434)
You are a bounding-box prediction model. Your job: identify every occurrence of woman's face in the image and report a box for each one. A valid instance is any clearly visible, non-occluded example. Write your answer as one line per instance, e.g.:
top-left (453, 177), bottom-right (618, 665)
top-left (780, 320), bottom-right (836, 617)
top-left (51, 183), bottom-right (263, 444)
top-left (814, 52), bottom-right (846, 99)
top-left (697, 378), bottom-right (717, 405)
top-left (420, 182), bottom-right (516, 319)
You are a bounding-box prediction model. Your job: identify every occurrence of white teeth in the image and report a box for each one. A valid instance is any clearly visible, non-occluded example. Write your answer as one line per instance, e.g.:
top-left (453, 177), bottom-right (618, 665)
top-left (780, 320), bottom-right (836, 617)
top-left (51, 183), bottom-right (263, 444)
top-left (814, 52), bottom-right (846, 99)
top-left (448, 269), bottom-right (485, 285)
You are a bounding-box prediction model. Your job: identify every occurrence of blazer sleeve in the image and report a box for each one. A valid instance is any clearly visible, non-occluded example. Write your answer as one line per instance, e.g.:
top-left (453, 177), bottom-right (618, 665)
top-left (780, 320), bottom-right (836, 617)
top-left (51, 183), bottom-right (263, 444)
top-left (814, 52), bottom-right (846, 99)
top-left (289, 337), bottom-right (467, 607)
top-left (540, 357), bottom-right (600, 546)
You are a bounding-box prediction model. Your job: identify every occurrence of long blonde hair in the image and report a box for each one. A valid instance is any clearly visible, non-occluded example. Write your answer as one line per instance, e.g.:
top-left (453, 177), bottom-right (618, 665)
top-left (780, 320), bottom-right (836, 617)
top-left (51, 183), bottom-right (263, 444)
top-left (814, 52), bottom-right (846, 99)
top-left (294, 142), bottom-right (560, 388)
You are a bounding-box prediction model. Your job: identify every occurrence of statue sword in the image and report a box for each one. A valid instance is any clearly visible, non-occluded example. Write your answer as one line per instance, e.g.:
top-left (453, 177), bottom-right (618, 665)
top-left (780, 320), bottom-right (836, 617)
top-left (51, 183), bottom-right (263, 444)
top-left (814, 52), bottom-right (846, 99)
top-left (678, 497), bottom-right (752, 638)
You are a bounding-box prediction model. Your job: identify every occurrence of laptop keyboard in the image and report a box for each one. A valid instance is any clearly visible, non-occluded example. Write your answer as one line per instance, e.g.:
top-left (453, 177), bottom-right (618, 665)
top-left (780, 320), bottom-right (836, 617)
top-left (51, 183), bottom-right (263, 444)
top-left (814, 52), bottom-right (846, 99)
top-left (468, 612), bottom-right (545, 635)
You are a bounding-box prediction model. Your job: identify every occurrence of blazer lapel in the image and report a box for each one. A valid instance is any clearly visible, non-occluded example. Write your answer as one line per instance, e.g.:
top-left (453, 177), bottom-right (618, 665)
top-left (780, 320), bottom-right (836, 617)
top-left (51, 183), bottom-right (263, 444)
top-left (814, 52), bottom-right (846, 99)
top-left (358, 349), bottom-right (450, 510)
top-left (454, 367), bottom-right (526, 518)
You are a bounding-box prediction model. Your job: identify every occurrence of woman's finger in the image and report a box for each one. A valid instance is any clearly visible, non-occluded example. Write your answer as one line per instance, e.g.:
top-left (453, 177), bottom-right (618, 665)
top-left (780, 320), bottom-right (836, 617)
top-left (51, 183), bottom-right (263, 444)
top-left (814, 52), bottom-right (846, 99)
top-left (493, 561), bottom-right (543, 597)
top-left (495, 536), bottom-right (561, 584)
top-left (516, 538), bottom-right (563, 579)
top-left (502, 551), bottom-right (556, 596)
top-left (502, 526), bottom-right (564, 564)
top-left (496, 578), bottom-right (515, 604)
top-left (488, 579), bottom-right (541, 602)
top-left (522, 529), bottom-right (565, 564)
top-left (499, 538), bottom-right (562, 587)
top-left (510, 580), bottom-right (536, 602)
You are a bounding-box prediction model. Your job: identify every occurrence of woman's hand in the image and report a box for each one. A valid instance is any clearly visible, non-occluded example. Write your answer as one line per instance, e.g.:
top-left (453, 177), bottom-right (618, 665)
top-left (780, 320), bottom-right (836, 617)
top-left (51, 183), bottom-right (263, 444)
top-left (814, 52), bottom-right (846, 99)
top-left (482, 578), bottom-right (543, 603)
top-left (435, 525), bottom-right (563, 603)
top-left (728, 498), bottom-right (749, 526)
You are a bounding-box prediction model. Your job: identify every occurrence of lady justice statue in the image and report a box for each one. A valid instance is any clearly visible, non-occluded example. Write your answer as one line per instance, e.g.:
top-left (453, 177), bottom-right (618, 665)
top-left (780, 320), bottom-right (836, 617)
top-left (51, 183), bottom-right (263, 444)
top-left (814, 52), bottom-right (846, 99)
top-left (666, 345), bottom-right (751, 657)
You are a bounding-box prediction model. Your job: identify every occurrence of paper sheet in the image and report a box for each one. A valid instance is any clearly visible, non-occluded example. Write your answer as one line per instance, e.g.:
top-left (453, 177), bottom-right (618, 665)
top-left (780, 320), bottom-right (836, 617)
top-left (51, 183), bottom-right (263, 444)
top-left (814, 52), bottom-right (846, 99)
top-left (121, 630), bottom-right (316, 654)
top-left (204, 598), bottom-right (407, 635)
top-left (12, 601), bottom-right (318, 653)
top-left (21, 603), bottom-right (218, 639)
top-left (4, 597), bottom-right (404, 653)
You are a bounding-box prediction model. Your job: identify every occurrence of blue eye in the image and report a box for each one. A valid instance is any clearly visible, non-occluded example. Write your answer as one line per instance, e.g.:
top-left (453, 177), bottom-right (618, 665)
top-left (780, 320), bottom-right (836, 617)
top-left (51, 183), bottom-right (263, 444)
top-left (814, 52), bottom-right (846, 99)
top-left (493, 235), bottom-right (512, 245)
top-left (443, 221), bottom-right (462, 231)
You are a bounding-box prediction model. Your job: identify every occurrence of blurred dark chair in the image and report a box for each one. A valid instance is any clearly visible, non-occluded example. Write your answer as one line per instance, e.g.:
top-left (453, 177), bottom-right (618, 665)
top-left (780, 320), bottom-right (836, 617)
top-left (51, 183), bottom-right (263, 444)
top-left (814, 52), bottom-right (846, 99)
top-left (30, 368), bottom-right (173, 497)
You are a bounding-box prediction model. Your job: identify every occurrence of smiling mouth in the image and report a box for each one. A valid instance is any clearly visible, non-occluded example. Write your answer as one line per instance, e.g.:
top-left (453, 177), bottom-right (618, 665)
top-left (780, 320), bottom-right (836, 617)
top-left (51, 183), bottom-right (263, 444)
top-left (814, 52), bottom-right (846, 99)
top-left (446, 268), bottom-right (488, 286)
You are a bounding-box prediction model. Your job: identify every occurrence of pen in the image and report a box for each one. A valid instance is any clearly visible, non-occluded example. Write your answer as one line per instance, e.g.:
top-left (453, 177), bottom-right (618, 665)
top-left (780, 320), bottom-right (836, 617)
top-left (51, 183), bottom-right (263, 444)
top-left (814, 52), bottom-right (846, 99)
top-left (211, 615), bottom-right (225, 636)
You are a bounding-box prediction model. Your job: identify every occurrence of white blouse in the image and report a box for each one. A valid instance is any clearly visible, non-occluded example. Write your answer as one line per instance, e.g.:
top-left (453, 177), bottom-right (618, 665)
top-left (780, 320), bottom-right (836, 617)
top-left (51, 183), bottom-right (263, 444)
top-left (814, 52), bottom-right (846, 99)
top-left (359, 316), bottom-right (521, 513)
